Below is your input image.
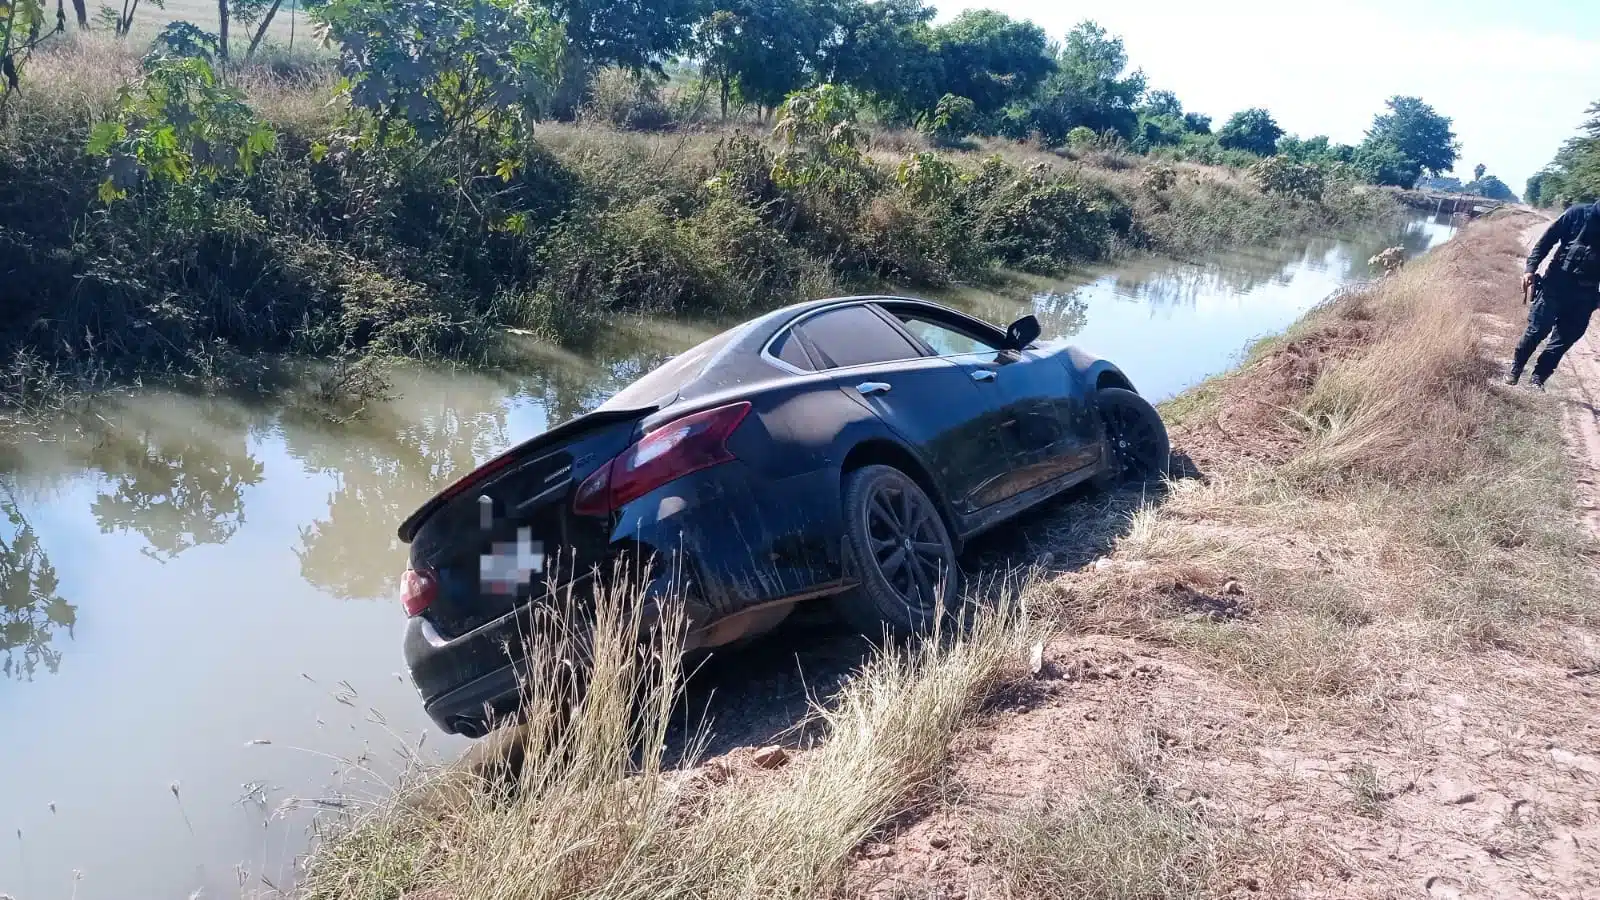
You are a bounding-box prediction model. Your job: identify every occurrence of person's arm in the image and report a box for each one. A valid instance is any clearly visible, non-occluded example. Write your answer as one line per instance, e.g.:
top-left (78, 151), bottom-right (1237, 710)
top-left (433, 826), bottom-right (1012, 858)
top-left (1525, 208), bottom-right (1579, 289)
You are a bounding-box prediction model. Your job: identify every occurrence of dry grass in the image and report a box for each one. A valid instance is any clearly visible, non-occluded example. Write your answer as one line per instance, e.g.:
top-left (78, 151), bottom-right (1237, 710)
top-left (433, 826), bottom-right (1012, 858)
top-left (1048, 211), bottom-right (1599, 715)
top-left (299, 578), bottom-right (1034, 899)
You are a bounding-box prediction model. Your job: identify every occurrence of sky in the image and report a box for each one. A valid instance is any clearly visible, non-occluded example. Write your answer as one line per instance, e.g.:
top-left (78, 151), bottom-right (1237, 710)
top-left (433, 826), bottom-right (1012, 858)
top-left (935, 0), bottom-right (1600, 192)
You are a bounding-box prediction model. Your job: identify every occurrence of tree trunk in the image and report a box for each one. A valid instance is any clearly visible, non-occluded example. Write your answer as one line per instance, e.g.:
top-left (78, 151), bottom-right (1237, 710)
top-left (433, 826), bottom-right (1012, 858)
top-left (245, 0), bottom-right (284, 58)
top-left (217, 0), bottom-right (230, 60)
top-left (70, 0), bottom-right (88, 28)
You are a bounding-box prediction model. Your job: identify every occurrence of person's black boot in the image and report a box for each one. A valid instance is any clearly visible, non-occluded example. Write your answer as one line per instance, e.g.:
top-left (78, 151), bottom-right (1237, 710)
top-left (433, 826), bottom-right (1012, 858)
top-left (1530, 376), bottom-right (1547, 392)
top-left (1505, 367), bottom-right (1522, 385)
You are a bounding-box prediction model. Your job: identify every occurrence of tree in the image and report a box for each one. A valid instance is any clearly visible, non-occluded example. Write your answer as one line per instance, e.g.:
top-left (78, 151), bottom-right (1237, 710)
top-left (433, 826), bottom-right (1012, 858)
top-left (1182, 111), bottom-right (1211, 134)
top-left (1142, 89), bottom-right (1182, 119)
top-left (545, 0), bottom-right (701, 71)
top-left (0, 0), bottom-right (62, 121)
top-left (695, 0), bottom-right (839, 117)
top-left (314, 0), bottom-right (565, 148)
top-left (1530, 101), bottom-right (1600, 206)
top-left (1364, 95), bottom-right (1457, 177)
top-left (1473, 162), bottom-right (1486, 182)
top-left (1526, 172), bottom-right (1547, 207)
top-left (1352, 139), bottom-right (1419, 187)
top-left (1464, 171), bottom-right (1516, 201)
top-left (1025, 20), bottom-right (1145, 143)
top-left (1216, 107), bottom-right (1282, 156)
top-left (820, 0), bottom-right (937, 110)
top-left (928, 9), bottom-right (1052, 118)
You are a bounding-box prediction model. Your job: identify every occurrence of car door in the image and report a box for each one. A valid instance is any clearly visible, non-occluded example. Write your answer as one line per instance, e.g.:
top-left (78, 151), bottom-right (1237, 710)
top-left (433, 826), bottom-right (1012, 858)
top-left (883, 305), bottom-right (1098, 504)
top-left (784, 303), bottom-right (1011, 518)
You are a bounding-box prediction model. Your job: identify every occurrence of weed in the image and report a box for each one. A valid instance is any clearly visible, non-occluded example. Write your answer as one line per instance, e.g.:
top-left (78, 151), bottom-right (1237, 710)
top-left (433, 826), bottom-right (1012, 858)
top-left (1343, 761), bottom-right (1385, 819)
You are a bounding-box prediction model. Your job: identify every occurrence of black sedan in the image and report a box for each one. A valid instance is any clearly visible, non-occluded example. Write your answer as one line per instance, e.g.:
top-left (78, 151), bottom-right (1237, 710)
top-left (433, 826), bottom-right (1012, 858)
top-left (397, 296), bottom-right (1169, 737)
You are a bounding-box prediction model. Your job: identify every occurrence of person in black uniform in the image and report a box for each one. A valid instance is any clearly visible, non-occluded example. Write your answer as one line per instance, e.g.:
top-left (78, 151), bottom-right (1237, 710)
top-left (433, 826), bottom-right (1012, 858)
top-left (1511, 201), bottom-right (1600, 389)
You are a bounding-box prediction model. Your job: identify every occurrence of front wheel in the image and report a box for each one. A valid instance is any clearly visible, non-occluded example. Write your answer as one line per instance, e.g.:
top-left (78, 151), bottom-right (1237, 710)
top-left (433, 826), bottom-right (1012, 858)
top-left (832, 465), bottom-right (961, 638)
top-left (1096, 387), bottom-right (1170, 483)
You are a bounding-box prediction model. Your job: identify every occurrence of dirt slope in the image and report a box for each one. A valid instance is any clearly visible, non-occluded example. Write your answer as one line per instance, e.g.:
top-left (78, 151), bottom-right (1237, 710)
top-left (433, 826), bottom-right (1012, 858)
top-left (840, 212), bottom-right (1600, 900)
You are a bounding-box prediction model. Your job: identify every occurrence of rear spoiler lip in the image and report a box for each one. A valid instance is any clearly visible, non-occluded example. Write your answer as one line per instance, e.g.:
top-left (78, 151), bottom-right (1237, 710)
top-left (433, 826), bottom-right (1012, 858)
top-left (396, 405), bottom-right (656, 543)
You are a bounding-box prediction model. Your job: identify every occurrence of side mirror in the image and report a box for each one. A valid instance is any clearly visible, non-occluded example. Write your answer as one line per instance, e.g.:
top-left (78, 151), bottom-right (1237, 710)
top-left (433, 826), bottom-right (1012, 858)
top-left (1004, 314), bottom-right (1041, 351)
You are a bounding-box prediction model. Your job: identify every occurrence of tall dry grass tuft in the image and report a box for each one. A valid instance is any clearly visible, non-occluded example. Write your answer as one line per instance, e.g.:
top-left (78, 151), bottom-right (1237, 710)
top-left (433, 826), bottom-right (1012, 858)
top-left (300, 576), bottom-right (1034, 899)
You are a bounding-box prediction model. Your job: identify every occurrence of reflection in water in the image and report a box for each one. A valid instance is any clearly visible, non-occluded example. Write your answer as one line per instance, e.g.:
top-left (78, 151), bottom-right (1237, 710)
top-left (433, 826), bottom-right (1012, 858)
top-left (0, 491), bottom-right (75, 679)
top-left (291, 394), bottom-right (512, 599)
top-left (1031, 291), bottom-right (1090, 337)
top-left (85, 409), bottom-right (265, 560)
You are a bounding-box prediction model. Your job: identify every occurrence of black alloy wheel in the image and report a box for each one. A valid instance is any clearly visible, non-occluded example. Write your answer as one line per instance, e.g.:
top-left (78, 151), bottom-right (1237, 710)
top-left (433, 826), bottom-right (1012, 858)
top-left (833, 465), bottom-right (961, 637)
top-left (1096, 387), bottom-right (1171, 482)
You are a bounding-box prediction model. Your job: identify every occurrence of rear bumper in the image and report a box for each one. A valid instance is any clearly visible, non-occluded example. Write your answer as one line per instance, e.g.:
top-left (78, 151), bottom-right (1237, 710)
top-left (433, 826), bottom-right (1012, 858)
top-left (404, 459), bottom-right (849, 736)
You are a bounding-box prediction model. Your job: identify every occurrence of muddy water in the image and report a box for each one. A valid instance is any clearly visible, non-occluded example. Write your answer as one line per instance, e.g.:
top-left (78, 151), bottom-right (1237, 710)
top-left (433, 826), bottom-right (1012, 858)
top-left (0, 213), bottom-right (1454, 899)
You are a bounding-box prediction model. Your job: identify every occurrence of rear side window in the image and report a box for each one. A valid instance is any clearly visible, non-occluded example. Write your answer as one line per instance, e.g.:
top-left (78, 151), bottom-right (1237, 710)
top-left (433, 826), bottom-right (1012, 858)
top-left (768, 330), bottom-right (815, 371)
top-left (794, 306), bottom-right (922, 369)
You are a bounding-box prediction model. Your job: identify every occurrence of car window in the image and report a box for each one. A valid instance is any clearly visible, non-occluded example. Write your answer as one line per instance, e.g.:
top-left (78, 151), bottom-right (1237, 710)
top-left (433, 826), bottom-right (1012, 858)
top-left (767, 330), bottom-right (815, 371)
top-left (794, 306), bottom-right (923, 369)
top-left (605, 324), bottom-right (741, 409)
top-left (893, 313), bottom-right (1003, 357)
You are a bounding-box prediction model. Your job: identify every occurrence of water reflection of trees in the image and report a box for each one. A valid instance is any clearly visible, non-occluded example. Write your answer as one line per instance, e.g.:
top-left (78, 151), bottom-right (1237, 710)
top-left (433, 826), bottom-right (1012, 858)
top-left (85, 410), bottom-right (265, 560)
top-left (289, 391), bottom-right (514, 600)
top-left (0, 492), bottom-right (75, 680)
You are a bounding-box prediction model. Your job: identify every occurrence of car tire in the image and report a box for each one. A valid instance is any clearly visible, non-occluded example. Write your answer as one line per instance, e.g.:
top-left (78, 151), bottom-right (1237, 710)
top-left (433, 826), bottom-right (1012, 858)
top-left (832, 465), bottom-right (962, 638)
top-left (1096, 387), bottom-right (1170, 483)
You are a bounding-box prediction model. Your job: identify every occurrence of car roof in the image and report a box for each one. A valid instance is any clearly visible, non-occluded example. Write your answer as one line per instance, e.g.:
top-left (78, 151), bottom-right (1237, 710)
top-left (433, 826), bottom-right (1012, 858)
top-left (596, 296), bottom-right (990, 414)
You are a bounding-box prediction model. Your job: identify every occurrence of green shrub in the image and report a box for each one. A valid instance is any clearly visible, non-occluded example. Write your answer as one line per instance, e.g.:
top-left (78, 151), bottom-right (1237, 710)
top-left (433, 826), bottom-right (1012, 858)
top-left (583, 67), bottom-right (674, 131)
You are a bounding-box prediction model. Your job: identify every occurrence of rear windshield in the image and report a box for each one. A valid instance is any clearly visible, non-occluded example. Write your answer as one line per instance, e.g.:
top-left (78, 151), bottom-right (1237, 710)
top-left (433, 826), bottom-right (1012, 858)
top-left (602, 325), bottom-right (742, 410)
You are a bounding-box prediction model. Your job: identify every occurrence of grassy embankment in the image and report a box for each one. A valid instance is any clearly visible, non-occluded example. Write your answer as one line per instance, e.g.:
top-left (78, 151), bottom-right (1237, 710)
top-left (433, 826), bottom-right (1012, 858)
top-left (1, 39), bottom-right (1396, 421)
top-left (297, 212), bottom-right (1599, 897)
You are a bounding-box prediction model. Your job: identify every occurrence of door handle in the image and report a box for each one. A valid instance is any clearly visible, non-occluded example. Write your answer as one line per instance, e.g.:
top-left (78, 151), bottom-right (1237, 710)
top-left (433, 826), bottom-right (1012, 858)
top-left (971, 370), bottom-right (997, 383)
top-left (856, 381), bottom-right (892, 396)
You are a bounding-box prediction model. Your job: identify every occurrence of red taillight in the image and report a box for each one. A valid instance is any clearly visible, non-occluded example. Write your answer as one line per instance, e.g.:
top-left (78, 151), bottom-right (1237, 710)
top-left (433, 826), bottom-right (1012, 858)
top-left (400, 567), bottom-right (438, 617)
top-left (573, 402), bottom-right (751, 516)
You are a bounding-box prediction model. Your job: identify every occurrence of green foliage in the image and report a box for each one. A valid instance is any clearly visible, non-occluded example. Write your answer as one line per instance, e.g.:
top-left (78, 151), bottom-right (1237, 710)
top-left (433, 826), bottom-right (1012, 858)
top-left (968, 159), bottom-right (1117, 272)
top-left (1066, 125), bottom-right (1098, 149)
top-left (927, 9), bottom-right (1051, 118)
top-left (1142, 89), bottom-right (1182, 119)
top-left (151, 21), bottom-right (222, 63)
top-left (894, 150), bottom-right (958, 200)
top-left (1363, 95), bottom-right (1457, 177)
top-left (1023, 20), bottom-right (1144, 145)
top-left (1250, 155), bottom-right (1326, 202)
top-left (314, 0), bottom-right (565, 147)
top-left (1525, 172), bottom-right (1547, 207)
top-left (695, 0), bottom-right (839, 115)
top-left (1463, 173), bottom-right (1516, 202)
top-left (0, 0), bottom-right (55, 114)
top-left (771, 83), bottom-right (868, 195)
top-left (1217, 107), bottom-right (1282, 156)
top-left (821, 0), bottom-right (936, 111)
top-left (552, 0), bottom-right (701, 71)
top-left (1352, 139), bottom-right (1419, 188)
top-left (88, 55), bottom-right (275, 201)
top-left (583, 66), bottom-right (671, 129)
top-left (1529, 101), bottom-right (1600, 206)
top-left (920, 92), bottom-right (974, 145)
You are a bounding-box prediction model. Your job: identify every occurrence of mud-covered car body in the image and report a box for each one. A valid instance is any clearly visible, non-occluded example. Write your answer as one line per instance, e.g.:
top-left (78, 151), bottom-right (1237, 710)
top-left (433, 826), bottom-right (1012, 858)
top-left (397, 296), bottom-right (1144, 736)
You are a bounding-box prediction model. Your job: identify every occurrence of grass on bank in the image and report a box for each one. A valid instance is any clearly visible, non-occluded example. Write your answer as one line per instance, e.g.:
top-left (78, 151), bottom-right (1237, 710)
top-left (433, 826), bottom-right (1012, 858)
top-left (1064, 210), bottom-right (1597, 716)
top-left (2, 38), bottom-right (1397, 417)
top-left (299, 580), bottom-right (1033, 900)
